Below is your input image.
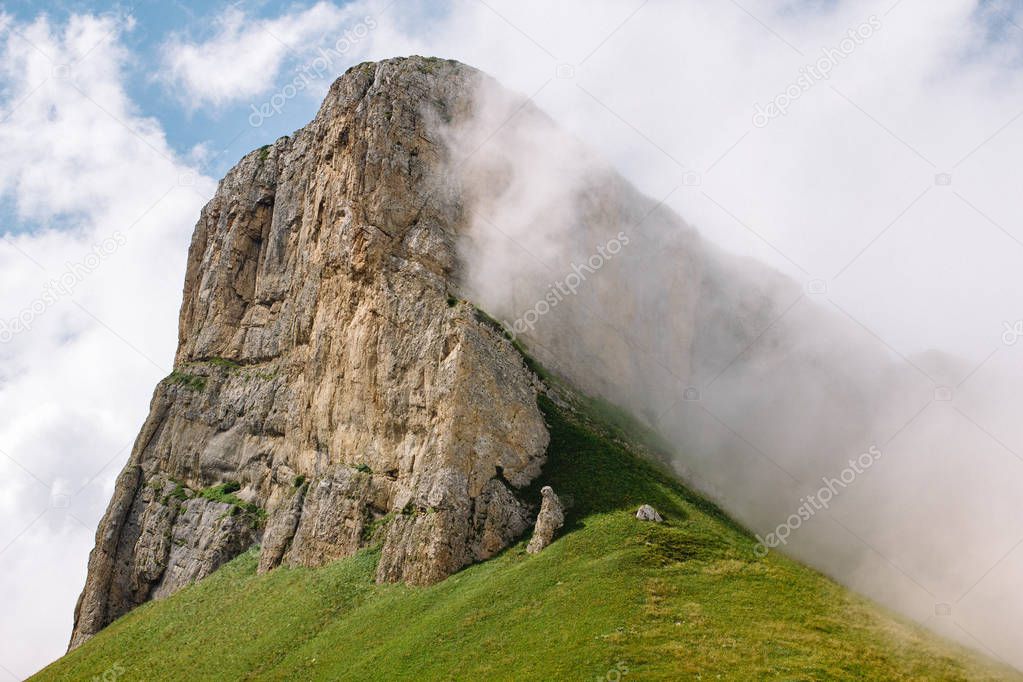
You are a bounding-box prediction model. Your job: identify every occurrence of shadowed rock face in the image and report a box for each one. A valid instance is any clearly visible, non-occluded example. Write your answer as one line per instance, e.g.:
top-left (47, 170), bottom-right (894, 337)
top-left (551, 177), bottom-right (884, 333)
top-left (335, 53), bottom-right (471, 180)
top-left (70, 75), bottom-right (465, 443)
top-left (69, 57), bottom-right (550, 650)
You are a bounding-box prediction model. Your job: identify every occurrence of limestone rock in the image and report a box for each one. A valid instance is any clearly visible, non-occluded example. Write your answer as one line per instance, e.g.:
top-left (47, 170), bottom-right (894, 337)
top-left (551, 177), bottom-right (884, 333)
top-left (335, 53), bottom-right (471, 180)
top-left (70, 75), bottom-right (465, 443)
top-left (69, 57), bottom-right (550, 650)
top-left (526, 487), bottom-right (565, 554)
top-left (636, 505), bottom-right (663, 523)
top-left (256, 479), bottom-right (307, 574)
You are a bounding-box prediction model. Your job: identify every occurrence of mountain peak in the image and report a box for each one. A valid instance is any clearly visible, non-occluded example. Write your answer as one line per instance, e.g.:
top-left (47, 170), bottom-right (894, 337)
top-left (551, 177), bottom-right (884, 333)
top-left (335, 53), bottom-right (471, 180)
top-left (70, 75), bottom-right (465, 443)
top-left (69, 53), bottom-right (546, 650)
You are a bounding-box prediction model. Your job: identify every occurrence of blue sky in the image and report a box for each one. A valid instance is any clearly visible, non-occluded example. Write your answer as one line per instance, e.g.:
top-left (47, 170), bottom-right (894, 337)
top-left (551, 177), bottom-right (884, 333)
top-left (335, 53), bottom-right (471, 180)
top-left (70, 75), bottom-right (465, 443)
top-left (25, 1), bottom-right (288, 140)
top-left (0, 0), bottom-right (365, 234)
top-left (1, 1), bottom-right (436, 206)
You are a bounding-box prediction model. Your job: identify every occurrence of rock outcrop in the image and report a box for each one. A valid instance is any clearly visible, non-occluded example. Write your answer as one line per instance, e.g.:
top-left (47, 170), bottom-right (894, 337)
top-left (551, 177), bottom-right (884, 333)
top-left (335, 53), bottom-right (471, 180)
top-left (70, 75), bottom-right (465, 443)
top-left (69, 57), bottom-right (550, 650)
top-left (526, 486), bottom-right (565, 554)
top-left (636, 505), bottom-right (663, 522)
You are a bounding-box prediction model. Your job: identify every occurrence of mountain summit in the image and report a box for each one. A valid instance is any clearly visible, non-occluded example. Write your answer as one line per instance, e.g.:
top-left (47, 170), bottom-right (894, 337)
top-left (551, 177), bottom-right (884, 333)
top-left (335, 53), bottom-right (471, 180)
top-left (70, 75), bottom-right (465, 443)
top-left (71, 57), bottom-right (551, 649)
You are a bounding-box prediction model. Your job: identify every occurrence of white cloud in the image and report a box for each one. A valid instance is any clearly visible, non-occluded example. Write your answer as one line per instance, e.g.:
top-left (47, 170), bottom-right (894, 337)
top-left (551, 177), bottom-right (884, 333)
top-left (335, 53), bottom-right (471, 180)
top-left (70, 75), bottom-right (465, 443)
top-left (159, 1), bottom-right (365, 109)
top-left (0, 12), bottom-right (213, 677)
top-left (361, 0), bottom-right (1023, 360)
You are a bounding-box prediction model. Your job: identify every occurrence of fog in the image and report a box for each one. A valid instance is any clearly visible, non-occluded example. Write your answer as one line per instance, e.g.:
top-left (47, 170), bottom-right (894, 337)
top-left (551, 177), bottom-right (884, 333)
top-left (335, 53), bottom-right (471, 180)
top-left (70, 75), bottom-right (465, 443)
top-left (440, 52), bottom-right (1023, 669)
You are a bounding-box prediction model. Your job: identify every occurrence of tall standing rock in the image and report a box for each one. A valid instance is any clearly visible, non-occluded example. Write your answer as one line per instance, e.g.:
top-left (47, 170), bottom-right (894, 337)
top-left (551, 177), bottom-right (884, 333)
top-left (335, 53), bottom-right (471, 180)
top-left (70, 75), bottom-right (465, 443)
top-left (526, 486), bottom-right (565, 554)
top-left (69, 57), bottom-right (550, 650)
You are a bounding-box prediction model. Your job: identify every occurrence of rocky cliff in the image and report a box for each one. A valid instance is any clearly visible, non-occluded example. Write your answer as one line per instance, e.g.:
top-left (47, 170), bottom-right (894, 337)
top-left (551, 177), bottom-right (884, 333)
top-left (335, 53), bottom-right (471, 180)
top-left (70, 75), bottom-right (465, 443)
top-left (70, 53), bottom-right (900, 653)
top-left (70, 57), bottom-right (551, 649)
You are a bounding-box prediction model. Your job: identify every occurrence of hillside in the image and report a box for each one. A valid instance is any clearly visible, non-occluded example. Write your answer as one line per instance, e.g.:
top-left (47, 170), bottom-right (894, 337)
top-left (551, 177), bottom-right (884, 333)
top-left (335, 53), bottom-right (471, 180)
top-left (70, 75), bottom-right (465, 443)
top-left (36, 372), bottom-right (1019, 681)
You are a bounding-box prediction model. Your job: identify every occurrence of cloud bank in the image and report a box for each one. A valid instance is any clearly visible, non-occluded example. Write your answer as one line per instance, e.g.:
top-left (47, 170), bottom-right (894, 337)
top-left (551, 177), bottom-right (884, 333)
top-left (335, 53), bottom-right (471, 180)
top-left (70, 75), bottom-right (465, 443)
top-left (160, 1), bottom-right (374, 110)
top-left (0, 12), bottom-right (212, 678)
top-left (419, 0), bottom-right (1023, 670)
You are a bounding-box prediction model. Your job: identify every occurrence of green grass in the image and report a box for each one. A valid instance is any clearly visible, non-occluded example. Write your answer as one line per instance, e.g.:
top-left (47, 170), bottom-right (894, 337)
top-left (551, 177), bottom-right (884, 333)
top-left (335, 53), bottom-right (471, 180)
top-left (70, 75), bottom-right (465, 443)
top-left (165, 370), bottom-right (206, 392)
top-left (197, 482), bottom-right (267, 526)
top-left (418, 56), bottom-right (446, 74)
top-left (362, 512), bottom-right (396, 544)
top-left (35, 387), bottom-right (1020, 681)
top-left (207, 357), bottom-right (242, 371)
top-left (470, 304), bottom-right (510, 339)
top-left (162, 481), bottom-right (189, 505)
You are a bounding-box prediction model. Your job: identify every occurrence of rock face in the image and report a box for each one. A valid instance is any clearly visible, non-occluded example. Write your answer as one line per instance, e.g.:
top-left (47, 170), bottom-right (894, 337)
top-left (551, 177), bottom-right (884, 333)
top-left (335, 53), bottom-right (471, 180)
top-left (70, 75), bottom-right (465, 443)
top-left (526, 486), bottom-right (565, 554)
top-left (69, 57), bottom-right (550, 650)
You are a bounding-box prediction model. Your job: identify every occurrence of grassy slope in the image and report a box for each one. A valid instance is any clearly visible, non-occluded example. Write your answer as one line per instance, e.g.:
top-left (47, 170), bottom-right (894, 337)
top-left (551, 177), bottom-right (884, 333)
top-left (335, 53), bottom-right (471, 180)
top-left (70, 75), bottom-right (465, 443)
top-left (36, 390), bottom-right (1020, 681)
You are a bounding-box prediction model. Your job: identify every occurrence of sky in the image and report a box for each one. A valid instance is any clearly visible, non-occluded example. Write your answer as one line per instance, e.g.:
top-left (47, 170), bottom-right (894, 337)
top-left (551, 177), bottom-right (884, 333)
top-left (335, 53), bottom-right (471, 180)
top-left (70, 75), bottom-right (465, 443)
top-left (2, 0), bottom-right (1023, 677)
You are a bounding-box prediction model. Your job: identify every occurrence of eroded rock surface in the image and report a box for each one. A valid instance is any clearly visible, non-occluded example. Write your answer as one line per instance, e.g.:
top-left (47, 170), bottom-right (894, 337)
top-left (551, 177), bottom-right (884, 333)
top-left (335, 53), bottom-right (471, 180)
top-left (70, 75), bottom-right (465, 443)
top-left (526, 486), bottom-right (565, 554)
top-left (70, 57), bottom-right (550, 649)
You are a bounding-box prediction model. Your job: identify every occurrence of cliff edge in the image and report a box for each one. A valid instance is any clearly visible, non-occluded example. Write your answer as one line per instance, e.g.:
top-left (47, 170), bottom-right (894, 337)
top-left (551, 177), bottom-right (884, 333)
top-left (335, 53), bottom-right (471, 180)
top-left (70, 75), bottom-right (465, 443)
top-left (70, 57), bottom-right (550, 649)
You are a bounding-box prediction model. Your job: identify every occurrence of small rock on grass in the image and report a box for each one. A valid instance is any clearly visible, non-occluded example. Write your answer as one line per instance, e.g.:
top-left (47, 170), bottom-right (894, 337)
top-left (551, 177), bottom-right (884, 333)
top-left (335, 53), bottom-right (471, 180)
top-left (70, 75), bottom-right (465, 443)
top-left (636, 504), bottom-right (663, 522)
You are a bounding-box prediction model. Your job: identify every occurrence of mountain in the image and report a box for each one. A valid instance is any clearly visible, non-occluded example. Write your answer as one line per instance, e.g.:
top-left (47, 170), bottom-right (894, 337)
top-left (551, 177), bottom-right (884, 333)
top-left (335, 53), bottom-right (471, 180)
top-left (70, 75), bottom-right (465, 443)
top-left (70, 57), bottom-right (550, 650)
top-left (52, 56), bottom-right (1019, 679)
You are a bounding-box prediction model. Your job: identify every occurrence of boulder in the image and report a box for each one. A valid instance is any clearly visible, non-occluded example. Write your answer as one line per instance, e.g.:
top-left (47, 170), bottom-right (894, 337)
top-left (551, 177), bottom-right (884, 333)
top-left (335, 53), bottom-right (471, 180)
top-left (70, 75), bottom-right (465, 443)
top-left (636, 504), bottom-right (663, 522)
top-left (527, 487), bottom-right (565, 554)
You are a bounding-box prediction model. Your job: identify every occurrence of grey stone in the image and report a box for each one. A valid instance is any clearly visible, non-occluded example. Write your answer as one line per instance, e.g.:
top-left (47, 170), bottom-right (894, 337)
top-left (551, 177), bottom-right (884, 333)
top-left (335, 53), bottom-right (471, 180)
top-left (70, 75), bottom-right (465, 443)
top-left (636, 505), bottom-right (663, 522)
top-left (526, 487), bottom-right (565, 554)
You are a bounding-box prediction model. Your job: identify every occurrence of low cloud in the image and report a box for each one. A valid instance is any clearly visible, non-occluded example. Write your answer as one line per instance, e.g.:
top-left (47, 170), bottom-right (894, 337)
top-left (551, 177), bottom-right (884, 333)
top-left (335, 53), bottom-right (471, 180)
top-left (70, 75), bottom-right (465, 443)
top-left (427, 0), bottom-right (1023, 670)
top-left (159, 1), bottom-right (373, 110)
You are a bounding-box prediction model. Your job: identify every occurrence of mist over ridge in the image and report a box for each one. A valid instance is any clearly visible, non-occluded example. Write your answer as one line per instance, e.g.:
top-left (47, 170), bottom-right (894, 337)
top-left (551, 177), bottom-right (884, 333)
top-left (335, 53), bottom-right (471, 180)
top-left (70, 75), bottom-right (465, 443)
top-left (442, 71), bottom-right (1023, 669)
